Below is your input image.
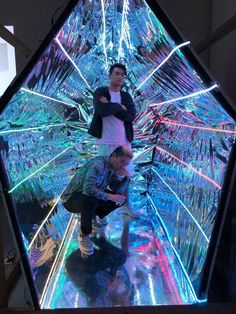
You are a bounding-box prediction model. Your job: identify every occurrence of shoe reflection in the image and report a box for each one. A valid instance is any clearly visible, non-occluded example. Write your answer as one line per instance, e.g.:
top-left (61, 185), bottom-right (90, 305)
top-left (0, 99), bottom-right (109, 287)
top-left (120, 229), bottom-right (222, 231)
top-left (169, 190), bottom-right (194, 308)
top-left (65, 218), bottom-right (134, 307)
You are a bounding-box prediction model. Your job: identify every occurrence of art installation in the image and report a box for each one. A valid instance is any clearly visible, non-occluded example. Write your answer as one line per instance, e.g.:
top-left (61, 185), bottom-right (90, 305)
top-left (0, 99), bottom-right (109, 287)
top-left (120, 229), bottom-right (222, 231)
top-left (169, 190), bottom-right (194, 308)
top-left (0, 0), bottom-right (235, 309)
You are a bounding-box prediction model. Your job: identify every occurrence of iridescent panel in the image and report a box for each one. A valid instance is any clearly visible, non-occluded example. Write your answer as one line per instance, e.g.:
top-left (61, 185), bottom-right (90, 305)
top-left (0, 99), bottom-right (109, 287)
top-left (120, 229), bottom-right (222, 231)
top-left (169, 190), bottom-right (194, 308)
top-left (0, 0), bottom-right (235, 309)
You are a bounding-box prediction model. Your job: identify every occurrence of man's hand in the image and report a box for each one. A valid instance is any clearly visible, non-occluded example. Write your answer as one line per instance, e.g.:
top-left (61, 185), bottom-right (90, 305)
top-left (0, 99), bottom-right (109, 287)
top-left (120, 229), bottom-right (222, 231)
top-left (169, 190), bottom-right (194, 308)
top-left (100, 96), bottom-right (109, 103)
top-left (108, 194), bottom-right (126, 205)
top-left (117, 168), bottom-right (130, 178)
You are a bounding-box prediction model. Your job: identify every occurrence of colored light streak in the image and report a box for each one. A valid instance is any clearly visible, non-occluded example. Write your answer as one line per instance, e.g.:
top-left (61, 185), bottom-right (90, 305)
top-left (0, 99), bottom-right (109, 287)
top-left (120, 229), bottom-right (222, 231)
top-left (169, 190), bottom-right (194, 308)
top-left (44, 216), bottom-right (77, 308)
top-left (8, 146), bottom-right (73, 193)
top-left (132, 145), bottom-right (155, 162)
top-left (149, 84), bottom-right (218, 107)
top-left (135, 41), bottom-right (190, 91)
top-left (40, 214), bottom-right (77, 307)
top-left (21, 87), bottom-right (80, 111)
top-left (154, 238), bottom-right (183, 304)
top-left (155, 145), bottom-right (222, 190)
top-left (148, 273), bottom-right (157, 305)
top-left (160, 119), bottom-right (236, 134)
top-left (74, 293), bottom-right (80, 308)
top-left (134, 228), bottom-right (187, 303)
top-left (0, 123), bottom-right (65, 135)
top-left (151, 168), bottom-right (209, 243)
top-left (117, 0), bottom-right (129, 62)
top-left (55, 37), bottom-right (91, 89)
top-left (101, 0), bottom-right (108, 67)
top-left (28, 186), bottom-right (69, 250)
top-left (146, 193), bottom-right (202, 303)
top-left (175, 107), bottom-right (212, 126)
top-left (135, 286), bottom-right (141, 305)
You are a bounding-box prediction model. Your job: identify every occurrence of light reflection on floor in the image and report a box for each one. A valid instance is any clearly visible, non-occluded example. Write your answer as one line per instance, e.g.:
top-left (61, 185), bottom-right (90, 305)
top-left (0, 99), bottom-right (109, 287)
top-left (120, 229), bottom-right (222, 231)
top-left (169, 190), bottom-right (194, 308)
top-left (41, 175), bottom-right (196, 308)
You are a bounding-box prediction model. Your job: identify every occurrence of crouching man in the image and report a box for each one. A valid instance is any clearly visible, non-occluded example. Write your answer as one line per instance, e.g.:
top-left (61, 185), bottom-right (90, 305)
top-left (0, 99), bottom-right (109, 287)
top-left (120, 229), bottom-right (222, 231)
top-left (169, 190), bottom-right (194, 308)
top-left (61, 146), bottom-right (133, 256)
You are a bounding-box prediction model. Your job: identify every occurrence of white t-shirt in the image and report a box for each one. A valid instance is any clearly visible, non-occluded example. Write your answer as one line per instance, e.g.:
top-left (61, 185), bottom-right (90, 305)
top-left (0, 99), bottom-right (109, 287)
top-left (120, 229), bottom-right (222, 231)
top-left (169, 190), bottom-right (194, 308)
top-left (96, 90), bottom-right (129, 145)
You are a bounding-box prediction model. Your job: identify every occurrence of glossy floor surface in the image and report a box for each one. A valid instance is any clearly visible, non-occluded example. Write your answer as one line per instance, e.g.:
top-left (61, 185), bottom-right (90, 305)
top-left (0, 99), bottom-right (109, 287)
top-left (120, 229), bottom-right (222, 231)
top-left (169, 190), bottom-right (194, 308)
top-left (41, 176), bottom-right (196, 308)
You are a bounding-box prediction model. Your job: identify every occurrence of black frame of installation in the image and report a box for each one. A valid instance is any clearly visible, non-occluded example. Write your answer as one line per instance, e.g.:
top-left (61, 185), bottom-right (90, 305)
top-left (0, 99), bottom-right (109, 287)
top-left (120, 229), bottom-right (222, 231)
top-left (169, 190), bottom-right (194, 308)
top-left (0, 0), bottom-right (236, 309)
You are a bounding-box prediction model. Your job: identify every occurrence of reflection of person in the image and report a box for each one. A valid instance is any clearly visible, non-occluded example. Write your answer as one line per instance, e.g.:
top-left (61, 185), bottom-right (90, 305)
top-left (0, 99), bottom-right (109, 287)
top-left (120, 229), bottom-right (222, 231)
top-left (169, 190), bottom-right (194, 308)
top-left (136, 42), bottom-right (192, 94)
top-left (88, 63), bottom-right (138, 219)
top-left (137, 44), bottom-right (157, 61)
top-left (61, 146), bottom-right (133, 256)
top-left (65, 214), bottom-right (134, 306)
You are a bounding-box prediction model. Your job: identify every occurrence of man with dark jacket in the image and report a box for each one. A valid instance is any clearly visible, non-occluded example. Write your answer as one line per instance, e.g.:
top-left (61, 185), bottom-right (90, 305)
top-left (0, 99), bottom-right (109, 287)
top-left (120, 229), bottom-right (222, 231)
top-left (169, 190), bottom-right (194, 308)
top-left (61, 146), bottom-right (133, 256)
top-left (88, 63), bottom-right (138, 219)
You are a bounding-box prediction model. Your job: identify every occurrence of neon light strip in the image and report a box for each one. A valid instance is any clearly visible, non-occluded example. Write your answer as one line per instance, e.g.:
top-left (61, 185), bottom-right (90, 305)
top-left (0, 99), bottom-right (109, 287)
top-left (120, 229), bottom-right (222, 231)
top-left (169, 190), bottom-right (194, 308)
top-left (148, 273), bottom-right (157, 305)
top-left (155, 145), bottom-right (222, 190)
top-left (135, 41), bottom-right (190, 91)
top-left (74, 293), bottom-right (80, 308)
top-left (135, 286), bottom-right (141, 305)
top-left (40, 214), bottom-right (76, 306)
top-left (146, 193), bottom-right (206, 303)
top-left (0, 123), bottom-right (65, 135)
top-left (8, 146), bottom-right (72, 193)
top-left (117, 0), bottom-right (128, 62)
top-left (160, 119), bottom-right (236, 135)
top-left (151, 168), bottom-right (209, 243)
top-left (44, 216), bottom-right (78, 308)
top-left (150, 84), bottom-right (218, 107)
top-left (101, 0), bottom-right (108, 67)
top-left (55, 37), bottom-right (91, 89)
top-left (28, 186), bottom-right (68, 250)
top-left (21, 87), bottom-right (79, 111)
top-left (132, 145), bottom-right (155, 162)
top-left (154, 238), bottom-right (183, 304)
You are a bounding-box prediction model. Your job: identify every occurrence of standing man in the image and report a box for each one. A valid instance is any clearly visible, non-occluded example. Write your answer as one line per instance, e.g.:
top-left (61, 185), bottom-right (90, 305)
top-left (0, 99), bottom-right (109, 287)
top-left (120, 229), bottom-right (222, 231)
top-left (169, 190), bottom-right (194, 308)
top-left (88, 63), bottom-right (137, 218)
top-left (61, 146), bottom-right (133, 256)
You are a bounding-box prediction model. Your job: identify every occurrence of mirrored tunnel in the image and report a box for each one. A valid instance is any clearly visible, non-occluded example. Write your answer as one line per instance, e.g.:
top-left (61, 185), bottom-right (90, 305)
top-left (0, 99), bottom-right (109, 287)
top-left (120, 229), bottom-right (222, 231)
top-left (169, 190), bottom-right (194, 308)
top-left (0, 0), bottom-right (236, 309)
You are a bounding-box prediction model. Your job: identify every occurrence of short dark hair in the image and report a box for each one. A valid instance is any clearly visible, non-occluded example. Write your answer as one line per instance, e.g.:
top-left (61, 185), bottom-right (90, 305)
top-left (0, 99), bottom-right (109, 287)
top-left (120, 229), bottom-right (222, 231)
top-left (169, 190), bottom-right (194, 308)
top-left (110, 146), bottom-right (133, 159)
top-left (137, 44), bottom-right (146, 56)
top-left (109, 63), bottom-right (127, 76)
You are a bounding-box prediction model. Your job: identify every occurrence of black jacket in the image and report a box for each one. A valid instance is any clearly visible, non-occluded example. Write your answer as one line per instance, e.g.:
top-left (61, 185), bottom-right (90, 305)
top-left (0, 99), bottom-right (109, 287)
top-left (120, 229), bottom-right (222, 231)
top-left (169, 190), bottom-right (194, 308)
top-left (88, 87), bottom-right (136, 143)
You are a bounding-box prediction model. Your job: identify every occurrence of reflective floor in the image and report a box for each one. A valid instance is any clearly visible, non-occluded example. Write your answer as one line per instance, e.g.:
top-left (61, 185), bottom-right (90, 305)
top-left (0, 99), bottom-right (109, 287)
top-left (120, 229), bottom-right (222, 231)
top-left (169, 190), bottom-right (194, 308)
top-left (40, 174), bottom-right (197, 308)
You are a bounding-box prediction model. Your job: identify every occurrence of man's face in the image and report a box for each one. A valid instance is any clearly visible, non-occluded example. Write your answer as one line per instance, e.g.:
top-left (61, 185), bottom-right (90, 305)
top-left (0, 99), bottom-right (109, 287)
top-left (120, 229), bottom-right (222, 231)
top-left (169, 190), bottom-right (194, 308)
top-left (110, 155), bottom-right (131, 171)
top-left (109, 67), bottom-right (126, 88)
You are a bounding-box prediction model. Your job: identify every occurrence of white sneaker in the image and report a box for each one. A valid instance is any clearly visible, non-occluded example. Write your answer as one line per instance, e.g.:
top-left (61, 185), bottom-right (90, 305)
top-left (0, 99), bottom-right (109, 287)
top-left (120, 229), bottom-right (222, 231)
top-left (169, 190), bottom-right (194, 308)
top-left (78, 232), bottom-right (94, 255)
top-left (91, 216), bottom-right (107, 237)
top-left (97, 216), bottom-right (108, 226)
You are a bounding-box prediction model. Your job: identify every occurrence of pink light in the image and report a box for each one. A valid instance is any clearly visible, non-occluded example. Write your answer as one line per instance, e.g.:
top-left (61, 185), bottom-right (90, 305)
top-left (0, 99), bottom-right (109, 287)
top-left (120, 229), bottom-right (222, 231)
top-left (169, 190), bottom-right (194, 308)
top-left (180, 110), bottom-right (206, 124)
top-left (155, 145), bottom-right (222, 190)
top-left (155, 238), bottom-right (183, 304)
top-left (160, 119), bottom-right (236, 134)
top-left (134, 235), bottom-right (182, 303)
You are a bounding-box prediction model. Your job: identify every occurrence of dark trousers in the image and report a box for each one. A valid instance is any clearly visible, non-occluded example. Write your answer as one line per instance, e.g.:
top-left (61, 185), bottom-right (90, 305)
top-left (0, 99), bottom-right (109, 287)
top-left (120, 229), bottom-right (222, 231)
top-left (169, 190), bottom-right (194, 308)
top-left (62, 192), bottom-right (121, 235)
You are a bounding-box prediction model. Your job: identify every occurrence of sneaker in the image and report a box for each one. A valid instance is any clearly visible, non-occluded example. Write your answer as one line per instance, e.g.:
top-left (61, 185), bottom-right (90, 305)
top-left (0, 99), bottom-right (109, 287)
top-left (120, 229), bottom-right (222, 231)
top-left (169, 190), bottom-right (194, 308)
top-left (78, 232), bottom-right (94, 255)
top-left (121, 206), bottom-right (139, 219)
top-left (97, 216), bottom-right (108, 225)
top-left (92, 216), bottom-right (107, 233)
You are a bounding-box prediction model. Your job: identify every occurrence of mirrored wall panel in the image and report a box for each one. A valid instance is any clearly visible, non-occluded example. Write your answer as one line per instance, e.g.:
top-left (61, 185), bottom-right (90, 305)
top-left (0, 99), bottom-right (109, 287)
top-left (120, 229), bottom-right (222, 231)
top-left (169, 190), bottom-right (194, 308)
top-left (0, 0), bottom-right (235, 308)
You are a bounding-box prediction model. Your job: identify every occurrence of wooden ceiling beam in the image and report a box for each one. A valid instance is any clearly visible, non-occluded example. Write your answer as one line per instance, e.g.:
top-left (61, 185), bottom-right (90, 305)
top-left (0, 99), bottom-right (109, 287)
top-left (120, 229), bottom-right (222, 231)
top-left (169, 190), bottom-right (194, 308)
top-left (0, 24), bottom-right (32, 56)
top-left (195, 13), bottom-right (236, 54)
